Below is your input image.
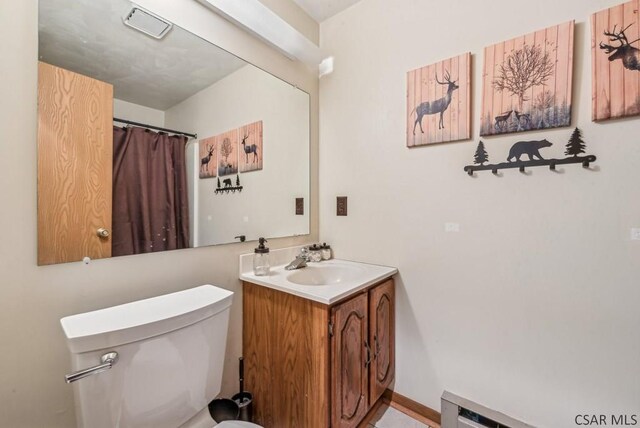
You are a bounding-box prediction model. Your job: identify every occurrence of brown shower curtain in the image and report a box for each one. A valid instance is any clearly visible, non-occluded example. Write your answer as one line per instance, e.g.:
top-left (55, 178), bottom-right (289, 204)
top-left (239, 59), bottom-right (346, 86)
top-left (112, 126), bottom-right (190, 257)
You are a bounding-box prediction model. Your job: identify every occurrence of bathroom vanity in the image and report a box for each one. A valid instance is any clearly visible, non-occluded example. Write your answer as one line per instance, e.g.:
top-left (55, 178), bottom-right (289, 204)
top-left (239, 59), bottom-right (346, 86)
top-left (240, 249), bottom-right (397, 428)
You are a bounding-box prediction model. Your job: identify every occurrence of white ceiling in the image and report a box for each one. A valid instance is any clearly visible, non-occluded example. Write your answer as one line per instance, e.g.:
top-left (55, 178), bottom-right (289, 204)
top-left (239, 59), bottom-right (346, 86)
top-left (292, 0), bottom-right (362, 22)
top-left (38, 0), bottom-right (247, 110)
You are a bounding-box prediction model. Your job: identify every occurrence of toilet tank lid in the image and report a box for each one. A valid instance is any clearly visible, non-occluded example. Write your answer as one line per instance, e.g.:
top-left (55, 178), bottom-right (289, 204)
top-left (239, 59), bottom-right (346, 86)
top-left (60, 285), bottom-right (233, 354)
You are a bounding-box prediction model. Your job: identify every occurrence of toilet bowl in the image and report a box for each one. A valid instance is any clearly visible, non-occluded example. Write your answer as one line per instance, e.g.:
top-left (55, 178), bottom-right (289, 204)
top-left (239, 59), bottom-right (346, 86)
top-left (60, 285), bottom-right (264, 428)
top-left (217, 422), bottom-right (261, 428)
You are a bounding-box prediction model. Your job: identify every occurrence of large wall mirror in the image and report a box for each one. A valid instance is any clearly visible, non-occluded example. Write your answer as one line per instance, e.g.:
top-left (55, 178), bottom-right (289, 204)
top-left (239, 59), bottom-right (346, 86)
top-left (37, 0), bottom-right (310, 265)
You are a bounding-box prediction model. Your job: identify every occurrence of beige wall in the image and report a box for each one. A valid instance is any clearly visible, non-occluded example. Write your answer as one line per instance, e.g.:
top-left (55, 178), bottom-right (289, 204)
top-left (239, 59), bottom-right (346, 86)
top-left (0, 1), bottom-right (318, 427)
top-left (113, 98), bottom-right (166, 128)
top-left (319, 0), bottom-right (640, 426)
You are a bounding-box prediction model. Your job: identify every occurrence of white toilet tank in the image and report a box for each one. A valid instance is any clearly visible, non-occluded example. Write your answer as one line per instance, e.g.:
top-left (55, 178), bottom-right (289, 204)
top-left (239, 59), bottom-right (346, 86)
top-left (60, 285), bottom-right (234, 428)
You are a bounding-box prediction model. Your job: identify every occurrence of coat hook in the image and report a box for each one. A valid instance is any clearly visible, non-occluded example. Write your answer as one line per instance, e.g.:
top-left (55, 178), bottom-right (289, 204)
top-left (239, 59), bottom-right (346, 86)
top-left (582, 161), bottom-right (590, 168)
top-left (519, 166), bottom-right (526, 173)
top-left (492, 169), bottom-right (498, 175)
top-left (549, 163), bottom-right (556, 171)
top-left (467, 170), bottom-right (473, 176)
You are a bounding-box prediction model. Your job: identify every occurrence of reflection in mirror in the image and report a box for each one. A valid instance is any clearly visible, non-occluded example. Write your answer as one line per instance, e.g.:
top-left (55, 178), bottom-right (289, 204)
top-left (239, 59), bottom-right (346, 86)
top-left (37, 0), bottom-right (310, 265)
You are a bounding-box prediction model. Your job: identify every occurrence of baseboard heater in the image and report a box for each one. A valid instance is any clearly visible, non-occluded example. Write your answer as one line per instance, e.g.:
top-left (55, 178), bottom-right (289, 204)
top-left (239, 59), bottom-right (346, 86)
top-left (441, 391), bottom-right (535, 428)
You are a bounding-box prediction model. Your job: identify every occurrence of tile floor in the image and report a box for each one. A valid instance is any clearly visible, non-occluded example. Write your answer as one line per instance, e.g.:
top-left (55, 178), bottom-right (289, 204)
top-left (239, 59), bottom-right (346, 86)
top-left (366, 404), bottom-right (437, 428)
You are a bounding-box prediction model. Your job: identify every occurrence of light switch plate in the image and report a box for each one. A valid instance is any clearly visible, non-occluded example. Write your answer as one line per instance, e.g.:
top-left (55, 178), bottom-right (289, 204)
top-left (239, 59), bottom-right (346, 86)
top-left (631, 228), bottom-right (640, 240)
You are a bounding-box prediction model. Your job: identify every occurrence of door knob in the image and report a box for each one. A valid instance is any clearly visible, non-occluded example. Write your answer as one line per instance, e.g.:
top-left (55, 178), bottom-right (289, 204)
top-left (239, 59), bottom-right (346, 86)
top-left (97, 228), bottom-right (110, 238)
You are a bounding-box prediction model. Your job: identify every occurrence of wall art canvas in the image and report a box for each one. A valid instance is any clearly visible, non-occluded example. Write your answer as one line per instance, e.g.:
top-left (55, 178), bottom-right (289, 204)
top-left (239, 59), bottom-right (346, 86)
top-left (406, 52), bottom-right (471, 147)
top-left (480, 21), bottom-right (575, 136)
top-left (238, 120), bottom-right (263, 173)
top-left (199, 136), bottom-right (217, 179)
top-left (216, 128), bottom-right (239, 177)
top-left (592, 0), bottom-right (640, 121)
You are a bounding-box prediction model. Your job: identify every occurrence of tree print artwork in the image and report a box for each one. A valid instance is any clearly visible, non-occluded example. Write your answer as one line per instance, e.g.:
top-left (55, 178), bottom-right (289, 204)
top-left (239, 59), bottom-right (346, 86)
top-left (492, 45), bottom-right (555, 112)
top-left (214, 129), bottom-right (238, 177)
top-left (481, 21), bottom-right (575, 136)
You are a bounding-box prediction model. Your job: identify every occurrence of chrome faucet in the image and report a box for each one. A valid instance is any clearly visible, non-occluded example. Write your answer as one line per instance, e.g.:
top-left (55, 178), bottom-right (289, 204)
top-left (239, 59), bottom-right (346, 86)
top-left (285, 247), bottom-right (309, 270)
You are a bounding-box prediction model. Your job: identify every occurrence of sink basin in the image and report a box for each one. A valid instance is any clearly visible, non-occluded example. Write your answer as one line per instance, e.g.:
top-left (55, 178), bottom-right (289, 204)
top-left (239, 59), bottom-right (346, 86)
top-left (286, 263), bottom-right (365, 286)
top-left (240, 251), bottom-right (398, 304)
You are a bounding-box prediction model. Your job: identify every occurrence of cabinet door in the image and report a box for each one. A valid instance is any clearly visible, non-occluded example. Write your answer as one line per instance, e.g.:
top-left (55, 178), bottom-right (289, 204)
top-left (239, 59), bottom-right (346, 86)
top-left (369, 279), bottom-right (395, 404)
top-left (331, 293), bottom-right (369, 428)
top-left (37, 62), bottom-right (113, 265)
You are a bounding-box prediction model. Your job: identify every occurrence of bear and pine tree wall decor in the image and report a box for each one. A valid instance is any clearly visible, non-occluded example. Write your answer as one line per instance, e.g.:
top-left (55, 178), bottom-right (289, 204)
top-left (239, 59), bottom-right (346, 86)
top-left (464, 128), bottom-right (596, 175)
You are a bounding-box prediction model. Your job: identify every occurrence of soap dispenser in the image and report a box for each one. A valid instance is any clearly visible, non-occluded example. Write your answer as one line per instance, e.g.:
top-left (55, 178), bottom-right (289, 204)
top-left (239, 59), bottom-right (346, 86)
top-left (253, 237), bottom-right (270, 276)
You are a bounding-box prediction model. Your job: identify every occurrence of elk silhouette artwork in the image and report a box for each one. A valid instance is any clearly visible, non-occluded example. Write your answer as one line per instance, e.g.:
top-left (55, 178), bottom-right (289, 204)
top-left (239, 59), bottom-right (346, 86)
top-left (600, 24), bottom-right (640, 71)
top-left (215, 174), bottom-right (243, 194)
top-left (406, 53), bottom-right (471, 147)
top-left (464, 127), bottom-right (597, 176)
top-left (412, 70), bottom-right (459, 134)
top-left (592, 2), bottom-right (640, 120)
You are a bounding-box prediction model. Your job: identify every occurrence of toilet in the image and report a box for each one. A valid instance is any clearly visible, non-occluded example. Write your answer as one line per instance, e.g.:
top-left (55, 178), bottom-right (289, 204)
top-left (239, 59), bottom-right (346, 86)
top-left (60, 285), bottom-right (262, 428)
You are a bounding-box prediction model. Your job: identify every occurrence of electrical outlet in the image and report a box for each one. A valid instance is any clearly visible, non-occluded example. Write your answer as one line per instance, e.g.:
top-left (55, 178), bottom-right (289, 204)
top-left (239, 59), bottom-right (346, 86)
top-left (631, 228), bottom-right (640, 241)
top-left (337, 196), bottom-right (348, 216)
top-left (296, 198), bottom-right (304, 215)
top-left (445, 223), bottom-right (460, 232)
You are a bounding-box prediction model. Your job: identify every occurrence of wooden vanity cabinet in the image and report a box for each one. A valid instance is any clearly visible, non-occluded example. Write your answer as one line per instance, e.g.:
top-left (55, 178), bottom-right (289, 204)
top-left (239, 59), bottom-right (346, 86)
top-left (243, 278), bottom-right (395, 428)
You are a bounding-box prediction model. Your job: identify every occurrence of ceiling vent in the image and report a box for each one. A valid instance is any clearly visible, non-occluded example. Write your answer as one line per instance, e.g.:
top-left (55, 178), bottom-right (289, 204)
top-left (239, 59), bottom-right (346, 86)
top-left (123, 7), bottom-right (172, 40)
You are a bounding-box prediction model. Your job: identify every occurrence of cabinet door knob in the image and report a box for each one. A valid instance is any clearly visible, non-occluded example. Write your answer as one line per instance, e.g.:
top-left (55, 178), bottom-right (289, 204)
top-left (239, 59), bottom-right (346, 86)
top-left (97, 228), bottom-right (110, 238)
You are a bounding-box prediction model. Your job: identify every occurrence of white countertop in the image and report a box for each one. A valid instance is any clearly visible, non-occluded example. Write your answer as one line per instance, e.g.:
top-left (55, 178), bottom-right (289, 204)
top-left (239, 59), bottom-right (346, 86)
top-left (239, 246), bottom-right (397, 304)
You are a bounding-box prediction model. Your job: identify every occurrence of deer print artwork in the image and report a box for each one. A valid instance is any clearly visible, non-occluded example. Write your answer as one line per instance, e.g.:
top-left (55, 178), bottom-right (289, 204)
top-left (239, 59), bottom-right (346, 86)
top-left (406, 53), bottom-right (471, 147)
top-left (238, 121), bottom-right (263, 173)
top-left (592, 0), bottom-right (640, 120)
top-left (198, 136), bottom-right (217, 179)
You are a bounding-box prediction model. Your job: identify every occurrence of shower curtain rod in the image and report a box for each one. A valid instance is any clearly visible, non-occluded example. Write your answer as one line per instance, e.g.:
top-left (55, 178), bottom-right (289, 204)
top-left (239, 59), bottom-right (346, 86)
top-left (113, 117), bottom-right (198, 139)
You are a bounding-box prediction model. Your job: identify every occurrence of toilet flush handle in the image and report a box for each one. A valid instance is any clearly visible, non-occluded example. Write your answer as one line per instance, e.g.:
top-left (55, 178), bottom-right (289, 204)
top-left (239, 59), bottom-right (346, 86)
top-left (64, 352), bottom-right (119, 384)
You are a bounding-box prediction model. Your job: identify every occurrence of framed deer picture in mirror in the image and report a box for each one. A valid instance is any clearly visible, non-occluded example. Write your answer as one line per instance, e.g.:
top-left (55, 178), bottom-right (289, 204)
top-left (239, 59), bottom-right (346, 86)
top-left (480, 21), bottom-right (575, 136)
top-left (406, 52), bottom-right (471, 147)
top-left (199, 136), bottom-right (217, 179)
top-left (239, 120), bottom-right (263, 173)
top-left (592, 0), bottom-right (640, 121)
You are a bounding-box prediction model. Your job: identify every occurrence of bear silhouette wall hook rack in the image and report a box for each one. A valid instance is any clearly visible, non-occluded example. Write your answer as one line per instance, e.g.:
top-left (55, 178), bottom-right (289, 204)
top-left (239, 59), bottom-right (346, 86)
top-left (464, 127), bottom-right (596, 176)
top-left (215, 174), bottom-right (244, 194)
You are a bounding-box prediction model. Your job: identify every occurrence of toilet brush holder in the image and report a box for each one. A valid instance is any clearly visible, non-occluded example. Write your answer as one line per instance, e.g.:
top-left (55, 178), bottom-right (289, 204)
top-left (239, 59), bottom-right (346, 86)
top-left (232, 391), bottom-right (253, 422)
top-left (232, 357), bottom-right (253, 421)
